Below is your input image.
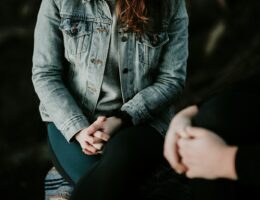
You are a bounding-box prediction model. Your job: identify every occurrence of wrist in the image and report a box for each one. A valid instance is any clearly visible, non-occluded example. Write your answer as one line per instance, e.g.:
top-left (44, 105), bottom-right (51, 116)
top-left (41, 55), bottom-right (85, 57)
top-left (222, 146), bottom-right (238, 180)
top-left (111, 110), bottom-right (133, 127)
top-left (110, 116), bottom-right (123, 126)
top-left (74, 131), bottom-right (81, 142)
top-left (74, 128), bottom-right (84, 142)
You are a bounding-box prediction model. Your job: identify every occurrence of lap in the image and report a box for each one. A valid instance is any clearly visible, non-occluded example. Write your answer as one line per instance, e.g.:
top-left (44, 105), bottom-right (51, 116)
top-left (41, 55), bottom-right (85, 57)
top-left (47, 123), bottom-right (163, 184)
top-left (47, 123), bottom-right (100, 184)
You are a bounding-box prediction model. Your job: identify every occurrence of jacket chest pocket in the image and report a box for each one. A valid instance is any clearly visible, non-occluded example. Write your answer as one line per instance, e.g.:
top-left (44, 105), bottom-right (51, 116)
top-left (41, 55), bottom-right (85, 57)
top-left (137, 32), bottom-right (169, 69)
top-left (59, 18), bottom-right (92, 55)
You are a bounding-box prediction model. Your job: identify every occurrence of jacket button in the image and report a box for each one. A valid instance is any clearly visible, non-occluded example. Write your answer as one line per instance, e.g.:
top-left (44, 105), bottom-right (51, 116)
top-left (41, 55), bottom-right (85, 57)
top-left (121, 36), bottom-right (127, 42)
top-left (122, 68), bottom-right (128, 73)
top-left (71, 24), bottom-right (78, 35)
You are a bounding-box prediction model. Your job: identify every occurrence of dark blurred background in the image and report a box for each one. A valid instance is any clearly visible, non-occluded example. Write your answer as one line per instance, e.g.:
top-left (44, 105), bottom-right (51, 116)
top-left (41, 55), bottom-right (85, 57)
top-left (0, 0), bottom-right (260, 199)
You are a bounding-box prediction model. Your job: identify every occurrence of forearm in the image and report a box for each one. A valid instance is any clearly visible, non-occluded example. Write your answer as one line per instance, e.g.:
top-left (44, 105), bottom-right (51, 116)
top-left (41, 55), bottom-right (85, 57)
top-left (32, 0), bottom-right (89, 142)
top-left (221, 146), bottom-right (238, 180)
top-left (32, 69), bottom-right (89, 142)
top-left (121, 78), bottom-right (185, 125)
top-left (121, 0), bottom-right (188, 125)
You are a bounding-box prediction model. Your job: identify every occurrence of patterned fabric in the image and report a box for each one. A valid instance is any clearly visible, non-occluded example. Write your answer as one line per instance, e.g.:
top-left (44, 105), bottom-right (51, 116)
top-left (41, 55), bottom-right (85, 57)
top-left (44, 167), bottom-right (73, 200)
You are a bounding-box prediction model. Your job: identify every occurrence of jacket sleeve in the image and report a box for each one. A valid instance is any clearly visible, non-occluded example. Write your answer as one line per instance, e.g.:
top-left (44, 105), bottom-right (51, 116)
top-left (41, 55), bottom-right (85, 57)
top-left (235, 144), bottom-right (260, 187)
top-left (121, 0), bottom-right (189, 125)
top-left (32, 0), bottom-right (90, 142)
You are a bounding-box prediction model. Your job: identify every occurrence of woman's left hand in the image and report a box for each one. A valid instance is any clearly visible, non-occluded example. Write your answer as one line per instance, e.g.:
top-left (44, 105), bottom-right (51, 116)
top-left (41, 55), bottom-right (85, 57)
top-left (177, 127), bottom-right (238, 180)
top-left (91, 116), bottom-right (123, 153)
top-left (93, 116), bottom-right (122, 138)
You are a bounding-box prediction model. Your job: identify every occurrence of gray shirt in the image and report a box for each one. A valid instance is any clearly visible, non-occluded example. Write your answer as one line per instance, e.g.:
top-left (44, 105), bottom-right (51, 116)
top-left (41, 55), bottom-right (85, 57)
top-left (94, 0), bottom-right (123, 118)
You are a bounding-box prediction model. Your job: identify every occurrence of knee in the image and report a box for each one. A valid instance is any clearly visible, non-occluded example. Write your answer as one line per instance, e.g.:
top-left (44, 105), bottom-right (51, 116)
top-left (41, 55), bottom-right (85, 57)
top-left (104, 128), bottom-right (142, 157)
top-left (101, 126), bottom-right (163, 167)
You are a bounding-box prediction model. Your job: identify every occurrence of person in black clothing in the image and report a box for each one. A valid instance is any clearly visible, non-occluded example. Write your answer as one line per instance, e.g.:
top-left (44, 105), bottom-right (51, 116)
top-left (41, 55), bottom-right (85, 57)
top-left (164, 74), bottom-right (260, 200)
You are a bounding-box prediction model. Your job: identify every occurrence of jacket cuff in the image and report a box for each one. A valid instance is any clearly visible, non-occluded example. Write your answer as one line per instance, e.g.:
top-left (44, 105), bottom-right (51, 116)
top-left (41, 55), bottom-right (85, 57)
top-left (121, 99), bottom-right (152, 125)
top-left (110, 110), bottom-right (133, 127)
top-left (235, 145), bottom-right (260, 186)
top-left (60, 116), bottom-right (90, 143)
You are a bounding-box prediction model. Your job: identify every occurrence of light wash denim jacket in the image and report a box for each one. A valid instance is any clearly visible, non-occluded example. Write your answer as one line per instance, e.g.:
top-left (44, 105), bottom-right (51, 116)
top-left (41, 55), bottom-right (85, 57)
top-left (32, 0), bottom-right (189, 142)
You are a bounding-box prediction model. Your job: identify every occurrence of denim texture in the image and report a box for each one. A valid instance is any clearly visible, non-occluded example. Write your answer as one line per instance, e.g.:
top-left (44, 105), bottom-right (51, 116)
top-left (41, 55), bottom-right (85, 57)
top-left (32, 0), bottom-right (189, 142)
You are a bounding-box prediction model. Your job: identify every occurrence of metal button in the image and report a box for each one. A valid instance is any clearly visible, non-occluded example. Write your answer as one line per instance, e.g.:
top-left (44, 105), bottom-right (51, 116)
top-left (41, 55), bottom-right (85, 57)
top-left (122, 68), bottom-right (128, 73)
top-left (71, 24), bottom-right (79, 36)
top-left (121, 36), bottom-right (128, 42)
top-left (151, 34), bottom-right (159, 46)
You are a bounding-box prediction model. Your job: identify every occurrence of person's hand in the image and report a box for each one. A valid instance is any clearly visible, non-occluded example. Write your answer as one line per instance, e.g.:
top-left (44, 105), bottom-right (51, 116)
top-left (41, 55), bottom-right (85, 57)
top-left (178, 127), bottom-right (238, 180)
top-left (75, 116), bottom-right (109, 155)
top-left (164, 105), bottom-right (198, 174)
top-left (93, 116), bottom-right (123, 141)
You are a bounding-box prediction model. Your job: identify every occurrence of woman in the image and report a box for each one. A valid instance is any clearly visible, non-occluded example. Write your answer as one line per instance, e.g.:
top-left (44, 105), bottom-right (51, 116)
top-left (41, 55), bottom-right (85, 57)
top-left (32, 0), bottom-right (188, 199)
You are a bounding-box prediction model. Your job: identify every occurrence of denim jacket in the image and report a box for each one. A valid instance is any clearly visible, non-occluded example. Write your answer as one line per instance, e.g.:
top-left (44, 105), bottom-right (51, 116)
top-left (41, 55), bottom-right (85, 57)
top-left (32, 0), bottom-right (189, 142)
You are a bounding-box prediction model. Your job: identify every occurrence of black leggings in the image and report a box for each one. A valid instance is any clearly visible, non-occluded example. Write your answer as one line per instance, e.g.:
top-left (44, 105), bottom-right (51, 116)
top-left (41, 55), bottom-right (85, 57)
top-left (47, 123), bottom-right (164, 200)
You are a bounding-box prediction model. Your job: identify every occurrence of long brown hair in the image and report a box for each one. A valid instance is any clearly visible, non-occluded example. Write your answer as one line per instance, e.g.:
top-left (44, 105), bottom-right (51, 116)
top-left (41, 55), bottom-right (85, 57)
top-left (116, 0), bottom-right (149, 34)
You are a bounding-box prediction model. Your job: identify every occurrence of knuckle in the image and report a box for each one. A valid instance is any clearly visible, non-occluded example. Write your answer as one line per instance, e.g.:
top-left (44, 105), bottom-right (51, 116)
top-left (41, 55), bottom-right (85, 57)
top-left (171, 163), bottom-right (178, 170)
top-left (186, 171), bottom-right (194, 179)
top-left (86, 127), bottom-right (92, 134)
top-left (92, 123), bottom-right (97, 129)
top-left (94, 121), bottom-right (101, 128)
top-left (169, 159), bottom-right (177, 168)
top-left (182, 157), bottom-right (188, 164)
top-left (94, 131), bottom-right (100, 137)
top-left (101, 135), bottom-right (107, 141)
top-left (89, 138), bottom-right (94, 144)
top-left (171, 161), bottom-right (178, 169)
top-left (96, 131), bottom-right (102, 137)
top-left (87, 136), bottom-right (94, 144)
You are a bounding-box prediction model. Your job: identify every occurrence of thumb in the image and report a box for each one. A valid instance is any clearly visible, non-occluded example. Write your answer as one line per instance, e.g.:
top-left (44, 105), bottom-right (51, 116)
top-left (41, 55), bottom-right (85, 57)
top-left (180, 105), bottom-right (199, 117)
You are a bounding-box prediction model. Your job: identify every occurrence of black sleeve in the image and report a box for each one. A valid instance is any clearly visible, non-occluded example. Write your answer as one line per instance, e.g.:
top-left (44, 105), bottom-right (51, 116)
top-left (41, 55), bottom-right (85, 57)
top-left (235, 144), bottom-right (260, 187)
top-left (191, 74), bottom-right (260, 187)
top-left (109, 110), bottom-right (134, 128)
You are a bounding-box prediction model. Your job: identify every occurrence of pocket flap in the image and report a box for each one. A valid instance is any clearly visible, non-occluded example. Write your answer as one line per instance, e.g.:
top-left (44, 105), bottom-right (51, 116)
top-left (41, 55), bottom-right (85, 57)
top-left (138, 32), bottom-right (169, 48)
top-left (59, 18), bottom-right (92, 38)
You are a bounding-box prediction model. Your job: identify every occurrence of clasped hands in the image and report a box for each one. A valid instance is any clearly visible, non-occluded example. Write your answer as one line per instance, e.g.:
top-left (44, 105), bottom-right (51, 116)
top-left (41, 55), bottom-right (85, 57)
top-left (75, 116), bottom-right (123, 155)
top-left (164, 106), bottom-right (238, 180)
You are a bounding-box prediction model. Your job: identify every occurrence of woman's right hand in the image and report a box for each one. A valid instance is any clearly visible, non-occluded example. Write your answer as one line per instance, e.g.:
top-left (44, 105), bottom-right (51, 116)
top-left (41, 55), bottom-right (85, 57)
top-left (75, 116), bottom-right (110, 155)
